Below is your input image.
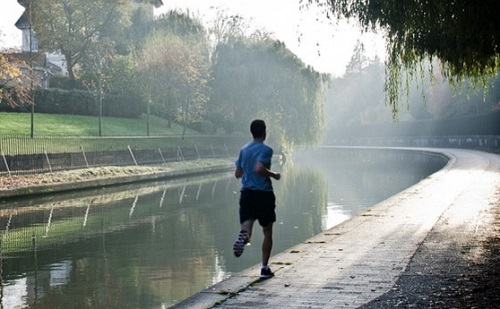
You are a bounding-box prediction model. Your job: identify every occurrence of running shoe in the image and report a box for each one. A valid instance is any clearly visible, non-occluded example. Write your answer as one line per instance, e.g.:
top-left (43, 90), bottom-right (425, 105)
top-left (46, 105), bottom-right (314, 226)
top-left (260, 266), bottom-right (274, 279)
top-left (233, 230), bottom-right (249, 257)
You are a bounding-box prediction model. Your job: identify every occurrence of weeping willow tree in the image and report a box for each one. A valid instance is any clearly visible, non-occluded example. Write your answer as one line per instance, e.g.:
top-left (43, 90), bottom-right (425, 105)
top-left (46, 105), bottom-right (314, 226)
top-left (302, 0), bottom-right (500, 116)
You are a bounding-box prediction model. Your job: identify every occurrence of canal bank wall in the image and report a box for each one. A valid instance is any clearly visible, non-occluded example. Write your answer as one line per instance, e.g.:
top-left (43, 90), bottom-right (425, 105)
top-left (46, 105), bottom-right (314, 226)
top-left (0, 161), bottom-right (234, 199)
top-left (170, 147), bottom-right (500, 308)
top-left (326, 135), bottom-right (500, 151)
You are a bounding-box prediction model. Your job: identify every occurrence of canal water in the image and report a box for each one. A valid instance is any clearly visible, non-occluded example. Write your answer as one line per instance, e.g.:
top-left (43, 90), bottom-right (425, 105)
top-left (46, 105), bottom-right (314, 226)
top-left (0, 148), bottom-right (446, 309)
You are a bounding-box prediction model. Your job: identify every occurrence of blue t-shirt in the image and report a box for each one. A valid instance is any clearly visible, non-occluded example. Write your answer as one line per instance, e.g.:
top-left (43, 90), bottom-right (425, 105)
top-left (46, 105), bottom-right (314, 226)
top-left (235, 141), bottom-right (274, 191)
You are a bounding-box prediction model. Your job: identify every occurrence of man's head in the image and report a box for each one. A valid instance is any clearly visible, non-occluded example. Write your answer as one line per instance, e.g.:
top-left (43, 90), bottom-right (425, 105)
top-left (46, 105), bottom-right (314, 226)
top-left (250, 119), bottom-right (266, 139)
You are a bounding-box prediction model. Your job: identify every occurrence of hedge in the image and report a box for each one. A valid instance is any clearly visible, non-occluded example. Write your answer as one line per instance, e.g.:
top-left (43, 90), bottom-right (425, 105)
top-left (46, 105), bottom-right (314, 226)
top-left (1, 87), bottom-right (144, 118)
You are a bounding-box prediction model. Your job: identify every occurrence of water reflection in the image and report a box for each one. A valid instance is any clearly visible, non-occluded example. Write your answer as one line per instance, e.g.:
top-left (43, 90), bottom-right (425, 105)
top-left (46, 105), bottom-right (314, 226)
top-left (0, 148), bottom-right (447, 308)
top-left (0, 174), bottom-right (241, 309)
top-left (291, 147), bottom-right (447, 228)
top-left (275, 164), bottom-right (328, 248)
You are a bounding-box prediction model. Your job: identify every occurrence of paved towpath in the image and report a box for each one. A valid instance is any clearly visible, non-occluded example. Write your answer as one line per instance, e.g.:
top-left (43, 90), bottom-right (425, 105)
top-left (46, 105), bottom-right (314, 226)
top-left (171, 148), bottom-right (500, 309)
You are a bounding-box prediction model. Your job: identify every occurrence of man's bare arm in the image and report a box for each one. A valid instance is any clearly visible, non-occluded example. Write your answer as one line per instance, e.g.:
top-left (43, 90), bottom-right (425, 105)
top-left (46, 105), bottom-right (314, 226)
top-left (255, 161), bottom-right (281, 180)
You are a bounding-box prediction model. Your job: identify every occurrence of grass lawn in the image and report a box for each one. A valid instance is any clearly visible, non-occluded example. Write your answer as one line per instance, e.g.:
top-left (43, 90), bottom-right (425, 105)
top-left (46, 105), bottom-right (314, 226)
top-left (0, 112), bottom-right (245, 156)
top-left (0, 112), bottom-right (196, 136)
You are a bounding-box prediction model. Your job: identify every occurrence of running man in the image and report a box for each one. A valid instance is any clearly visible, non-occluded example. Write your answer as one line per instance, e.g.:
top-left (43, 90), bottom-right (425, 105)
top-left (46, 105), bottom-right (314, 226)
top-left (233, 119), bottom-right (281, 279)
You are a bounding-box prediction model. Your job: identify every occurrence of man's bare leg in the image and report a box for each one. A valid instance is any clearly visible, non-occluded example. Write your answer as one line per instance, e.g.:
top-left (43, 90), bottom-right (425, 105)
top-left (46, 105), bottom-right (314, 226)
top-left (262, 223), bottom-right (273, 266)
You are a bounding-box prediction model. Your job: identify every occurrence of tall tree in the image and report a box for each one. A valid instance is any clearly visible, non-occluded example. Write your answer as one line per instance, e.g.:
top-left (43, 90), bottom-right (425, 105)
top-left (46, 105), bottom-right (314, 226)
top-left (427, 73), bottom-right (500, 119)
top-left (133, 11), bottom-right (211, 135)
top-left (81, 37), bottom-right (114, 136)
top-left (325, 56), bottom-right (387, 133)
top-left (210, 38), bottom-right (326, 150)
top-left (303, 0), bottom-right (500, 116)
top-left (208, 9), bottom-right (250, 61)
top-left (154, 10), bottom-right (207, 38)
top-left (137, 28), bottom-right (210, 135)
top-left (132, 50), bottom-right (155, 135)
top-left (345, 40), bottom-right (368, 76)
top-left (126, 5), bottom-right (155, 52)
top-left (31, 0), bottom-right (133, 80)
top-left (208, 9), bottom-right (273, 62)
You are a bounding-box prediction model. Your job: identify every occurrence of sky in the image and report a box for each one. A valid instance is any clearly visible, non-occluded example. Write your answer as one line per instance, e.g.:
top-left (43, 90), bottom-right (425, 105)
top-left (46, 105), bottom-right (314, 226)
top-left (0, 0), bottom-right (386, 77)
top-left (0, 0), bottom-right (24, 49)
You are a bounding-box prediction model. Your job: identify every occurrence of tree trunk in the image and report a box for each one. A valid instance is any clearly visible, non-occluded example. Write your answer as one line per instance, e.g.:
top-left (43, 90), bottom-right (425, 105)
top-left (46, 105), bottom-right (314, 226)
top-left (65, 53), bottom-right (76, 81)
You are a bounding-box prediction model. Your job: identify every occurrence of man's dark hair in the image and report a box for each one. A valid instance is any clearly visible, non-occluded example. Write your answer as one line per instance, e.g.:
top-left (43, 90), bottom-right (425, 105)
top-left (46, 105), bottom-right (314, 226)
top-left (250, 119), bottom-right (266, 138)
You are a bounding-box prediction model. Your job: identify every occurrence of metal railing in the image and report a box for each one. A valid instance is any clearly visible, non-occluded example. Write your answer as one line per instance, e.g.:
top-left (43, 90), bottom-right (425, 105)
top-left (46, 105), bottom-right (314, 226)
top-left (0, 134), bottom-right (245, 176)
top-left (325, 135), bottom-right (500, 150)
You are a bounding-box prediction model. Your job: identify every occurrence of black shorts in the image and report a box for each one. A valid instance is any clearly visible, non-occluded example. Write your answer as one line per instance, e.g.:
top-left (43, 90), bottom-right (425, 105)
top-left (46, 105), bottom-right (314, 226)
top-left (239, 190), bottom-right (276, 226)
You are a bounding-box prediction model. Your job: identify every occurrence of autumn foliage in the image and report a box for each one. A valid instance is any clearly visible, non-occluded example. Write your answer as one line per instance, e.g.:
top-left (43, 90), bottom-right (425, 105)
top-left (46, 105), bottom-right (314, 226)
top-left (0, 53), bottom-right (32, 107)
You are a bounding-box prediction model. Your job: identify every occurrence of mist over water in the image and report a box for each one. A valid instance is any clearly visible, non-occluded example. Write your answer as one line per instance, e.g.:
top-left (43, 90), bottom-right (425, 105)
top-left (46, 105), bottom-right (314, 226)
top-left (0, 148), bottom-right (446, 308)
top-left (286, 148), bottom-right (446, 230)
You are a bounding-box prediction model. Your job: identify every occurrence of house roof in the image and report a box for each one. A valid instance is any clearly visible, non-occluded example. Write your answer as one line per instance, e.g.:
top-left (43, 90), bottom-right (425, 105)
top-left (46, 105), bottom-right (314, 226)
top-left (17, 0), bottom-right (28, 8)
top-left (15, 12), bottom-right (30, 30)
